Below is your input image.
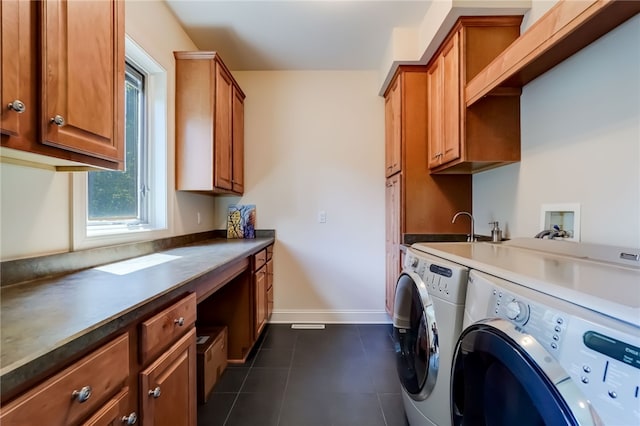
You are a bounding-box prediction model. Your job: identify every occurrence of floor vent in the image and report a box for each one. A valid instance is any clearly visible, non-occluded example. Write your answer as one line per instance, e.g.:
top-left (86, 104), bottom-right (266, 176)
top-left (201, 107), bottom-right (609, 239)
top-left (291, 324), bottom-right (326, 330)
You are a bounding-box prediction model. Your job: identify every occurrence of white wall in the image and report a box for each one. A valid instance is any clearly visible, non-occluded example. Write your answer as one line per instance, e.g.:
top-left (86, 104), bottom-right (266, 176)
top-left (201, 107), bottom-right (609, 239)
top-left (213, 71), bottom-right (387, 323)
top-left (473, 14), bottom-right (640, 248)
top-left (0, 0), bottom-right (216, 260)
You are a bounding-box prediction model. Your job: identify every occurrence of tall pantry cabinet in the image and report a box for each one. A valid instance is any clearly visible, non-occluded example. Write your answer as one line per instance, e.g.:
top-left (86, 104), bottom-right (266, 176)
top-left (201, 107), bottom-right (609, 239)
top-left (384, 67), bottom-right (471, 316)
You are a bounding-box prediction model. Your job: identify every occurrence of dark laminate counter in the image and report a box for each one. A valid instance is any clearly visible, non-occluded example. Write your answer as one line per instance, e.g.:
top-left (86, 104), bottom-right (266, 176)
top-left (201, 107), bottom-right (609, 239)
top-left (0, 237), bottom-right (273, 398)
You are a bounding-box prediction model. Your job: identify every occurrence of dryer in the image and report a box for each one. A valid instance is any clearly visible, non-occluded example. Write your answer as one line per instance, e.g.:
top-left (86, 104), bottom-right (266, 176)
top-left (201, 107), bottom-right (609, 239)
top-left (393, 248), bottom-right (469, 426)
top-left (453, 269), bottom-right (640, 425)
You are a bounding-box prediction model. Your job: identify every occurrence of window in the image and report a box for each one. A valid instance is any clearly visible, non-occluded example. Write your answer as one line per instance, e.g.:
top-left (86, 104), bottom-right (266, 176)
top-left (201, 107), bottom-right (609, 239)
top-left (72, 36), bottom-right (168, 250)
top-left (87, 63), bottom-right (149, 229)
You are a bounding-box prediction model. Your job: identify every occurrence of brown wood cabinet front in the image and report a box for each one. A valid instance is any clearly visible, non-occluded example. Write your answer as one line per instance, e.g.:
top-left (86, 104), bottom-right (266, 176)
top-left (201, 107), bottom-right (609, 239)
top-left (427, 16), bottom-right (522, 174)
top-left (1, 0), bottom-right (124, 170)
top-left (266, 257), bottom-right (274, 319)
top-left (175, 51), bottom-right (245, 195)
top-left (0, 334), bottom-right (129, 426)
top-left (139, 293), bottom-right (197, 364)
top-left (428, 32), bottom-right (461, 169)
top-left (385, 173), bottom-right (401, 315)
top-left (384, 76), bottom-right (401, 177)
top-left (140, 328), bottom-right (197, 426)
top-left (81, 388), bottom-right (135, 426)
top-left (383, 67), bottom-right (472, 316)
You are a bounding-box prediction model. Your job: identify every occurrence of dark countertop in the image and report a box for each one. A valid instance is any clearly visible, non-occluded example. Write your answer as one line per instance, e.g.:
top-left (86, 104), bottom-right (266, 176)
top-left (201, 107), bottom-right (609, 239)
top-left (0, 237), bottom-right (273, 397)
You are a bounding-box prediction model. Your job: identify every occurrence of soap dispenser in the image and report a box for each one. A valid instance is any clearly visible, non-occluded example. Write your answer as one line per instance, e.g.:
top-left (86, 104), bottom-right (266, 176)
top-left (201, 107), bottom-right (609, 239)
top-left (489, 221), bottom-right (502, 243)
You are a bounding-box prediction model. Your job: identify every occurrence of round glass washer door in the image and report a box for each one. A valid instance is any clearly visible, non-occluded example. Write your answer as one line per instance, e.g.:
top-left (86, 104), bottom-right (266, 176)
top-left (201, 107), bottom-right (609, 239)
top-left (392, 271), bottom-right (439, 401)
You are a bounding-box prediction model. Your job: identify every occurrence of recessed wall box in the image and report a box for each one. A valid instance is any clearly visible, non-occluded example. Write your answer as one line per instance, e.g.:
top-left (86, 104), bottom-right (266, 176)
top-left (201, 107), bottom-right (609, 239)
top-left (540, 203), bottom-right (580, 241)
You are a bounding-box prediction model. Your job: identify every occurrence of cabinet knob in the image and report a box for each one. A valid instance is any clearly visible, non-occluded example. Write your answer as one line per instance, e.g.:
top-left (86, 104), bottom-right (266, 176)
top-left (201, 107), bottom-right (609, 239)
top-left (148, 386), bottom-right (161, 398)
top-left (71, 386), bottom-right (92, 403)
top-left (7, 100), bottom-right (26, 113)
top-left (121, 412), bottom-right (138, 425)
top-left (50, 115), bottom-right (65, 126)
top-left (174, 317), bottom-right (185, 326)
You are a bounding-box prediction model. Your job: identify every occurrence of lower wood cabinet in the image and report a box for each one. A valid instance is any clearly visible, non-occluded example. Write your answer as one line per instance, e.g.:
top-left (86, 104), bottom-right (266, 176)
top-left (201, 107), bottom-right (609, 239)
top-left (82, 388), bottom-right (135, 426)
top-left (0, 246), bottom-right (273, 425)
top-left (140, 329), bottom-right (197, 426)
top-left (0, 334), bottom-right (130, 426)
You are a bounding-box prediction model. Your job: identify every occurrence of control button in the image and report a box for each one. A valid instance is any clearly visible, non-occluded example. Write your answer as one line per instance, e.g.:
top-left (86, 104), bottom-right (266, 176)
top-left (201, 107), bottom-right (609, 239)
top-left (550, 342), bottom-right (558, 349)
top-left (496, 300), bottom-right (501, 305)
top-left (556, 317), bottom-right (564, 325)
top-left (581, 376), bottom-right (589, 384)
top-left (411, 257), bottom-right (419, 268)
top-left (582, 365), bottom-right (591, 373)
top-left (495, 309), bottom-right (499, 314)
top-left (553, 334), bottom-right (560, 341)
top-left (493, 289), bottom-right (497, 295)
top-left (608, 391), bottom-right (617, 399)
top-left (554, 325), bottom-right (562, 332)
top-left (498, 292), bottom-right (503, 298)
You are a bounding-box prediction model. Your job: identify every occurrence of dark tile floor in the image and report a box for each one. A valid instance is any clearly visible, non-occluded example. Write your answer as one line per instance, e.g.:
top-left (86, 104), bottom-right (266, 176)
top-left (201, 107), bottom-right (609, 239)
top-left (197, 324), bottom-right (409, 426)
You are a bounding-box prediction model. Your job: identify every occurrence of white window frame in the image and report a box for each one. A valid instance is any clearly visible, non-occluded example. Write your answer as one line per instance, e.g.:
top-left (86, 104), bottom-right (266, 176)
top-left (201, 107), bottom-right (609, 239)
top-left (72, 36), bottom-right (168, 250)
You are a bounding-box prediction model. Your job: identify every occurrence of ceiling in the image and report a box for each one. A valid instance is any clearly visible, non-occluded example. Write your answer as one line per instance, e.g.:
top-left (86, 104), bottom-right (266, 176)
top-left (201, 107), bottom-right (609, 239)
top-left (164, 0), bottom-right (433, 71)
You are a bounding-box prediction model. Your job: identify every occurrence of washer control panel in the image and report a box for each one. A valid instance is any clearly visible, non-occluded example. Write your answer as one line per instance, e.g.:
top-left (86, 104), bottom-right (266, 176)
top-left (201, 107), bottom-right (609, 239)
top-left (488, 288), bottom-right (568, 354)
top-left (403, 251), bottom-right (468, 305)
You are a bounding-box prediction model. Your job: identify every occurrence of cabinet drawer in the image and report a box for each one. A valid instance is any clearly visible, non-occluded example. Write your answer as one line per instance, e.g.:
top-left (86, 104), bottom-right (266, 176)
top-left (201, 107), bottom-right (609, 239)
top-left (254, 249), bottom-right (267, 271)
top-left (140, 293), bottom-right (197, 364)
top-left (81, 387), bottom-right (133, 426)
top-left (0, 333), bottom-right (129, 426)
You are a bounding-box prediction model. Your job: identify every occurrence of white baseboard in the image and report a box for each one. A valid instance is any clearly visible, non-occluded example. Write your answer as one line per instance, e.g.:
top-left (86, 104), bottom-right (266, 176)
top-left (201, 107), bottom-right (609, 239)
top-left (269, 309), bottom-right (391, 324)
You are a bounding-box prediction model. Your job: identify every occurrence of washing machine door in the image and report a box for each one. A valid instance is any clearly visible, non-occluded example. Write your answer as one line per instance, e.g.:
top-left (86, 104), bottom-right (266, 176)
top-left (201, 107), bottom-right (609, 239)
top-left (451, 319), bottom-right (602, 426)
top-left (392, 271), bottom-right (439, 401)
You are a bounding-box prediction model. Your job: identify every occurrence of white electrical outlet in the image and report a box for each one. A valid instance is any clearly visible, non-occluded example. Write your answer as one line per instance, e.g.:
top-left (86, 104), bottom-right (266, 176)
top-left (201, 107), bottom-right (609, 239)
top-left (318, 210), bottom-right (327, 223)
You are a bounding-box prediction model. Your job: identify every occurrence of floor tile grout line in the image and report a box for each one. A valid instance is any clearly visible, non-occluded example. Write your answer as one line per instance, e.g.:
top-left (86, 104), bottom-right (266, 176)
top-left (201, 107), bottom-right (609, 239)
top-left (275, 326), bottom-right (298, 425)
top-left (376, 392), bottom-right (391, 426)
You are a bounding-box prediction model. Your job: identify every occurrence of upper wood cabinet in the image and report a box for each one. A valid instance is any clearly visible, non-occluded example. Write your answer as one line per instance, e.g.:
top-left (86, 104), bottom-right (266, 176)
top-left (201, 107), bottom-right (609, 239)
top-left (174, 52), bottom-right (245, 195)
top-left (384, 76), bottom-right (401, 177)
top-left (427, 16), bottom-right (522, 174)
top-left (1, 0), bottom-right (125, 171)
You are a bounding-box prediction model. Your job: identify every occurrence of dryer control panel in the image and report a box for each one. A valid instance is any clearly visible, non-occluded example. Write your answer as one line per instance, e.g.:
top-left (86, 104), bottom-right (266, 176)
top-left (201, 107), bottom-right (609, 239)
top-left (489, 288), bottom-right (568, 355)
top-left (485, 279), bottom-right (640, 426)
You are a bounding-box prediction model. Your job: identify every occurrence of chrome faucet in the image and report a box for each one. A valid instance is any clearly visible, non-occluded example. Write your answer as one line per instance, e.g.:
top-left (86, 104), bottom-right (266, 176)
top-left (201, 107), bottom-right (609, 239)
top-left (452, 211), bottom-right (476, 242)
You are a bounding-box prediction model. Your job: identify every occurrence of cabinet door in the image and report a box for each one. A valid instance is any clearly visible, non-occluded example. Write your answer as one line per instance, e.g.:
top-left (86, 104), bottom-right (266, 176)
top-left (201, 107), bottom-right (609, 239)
top-left (232, 86), bottom-right (245, 194)
top-left (266, 258), bottom-right (274, 319)
top-left (385, 76), bottom-right (402, 177)
top-left (41, 0), bottom-right (124, 163)
top-left (428, 32), bottom-right (461, 169)
top-left (1, 0), bottom-right (34, 139)
top-left (385, 174), bottom-right (401, 315)
top-left (254, 268), bottom-right (268, 338)
top-left (214, 63), bottom-right (233, 191)
top-left (427, 58), bottom-right (443, 169)
top-left (441, 32), bottom-right (461, 164)
top-left (140, 328), bottom-right (196, 426)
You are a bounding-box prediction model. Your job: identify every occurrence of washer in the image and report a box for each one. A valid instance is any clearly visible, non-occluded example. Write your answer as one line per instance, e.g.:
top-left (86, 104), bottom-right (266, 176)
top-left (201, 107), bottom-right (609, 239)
top-left (452, 269), bottom-right (640, 425)
top-left (393, 247), bottom-right (469, 426)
